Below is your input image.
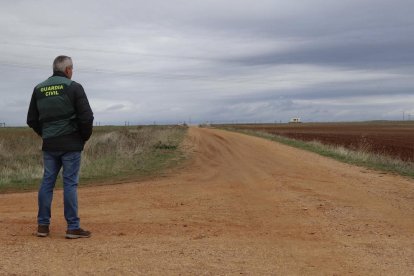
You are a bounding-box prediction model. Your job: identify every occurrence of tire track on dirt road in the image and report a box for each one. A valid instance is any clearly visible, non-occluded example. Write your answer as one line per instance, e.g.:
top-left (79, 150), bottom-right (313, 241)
top-left (0, 127), bottom-right (413, 275)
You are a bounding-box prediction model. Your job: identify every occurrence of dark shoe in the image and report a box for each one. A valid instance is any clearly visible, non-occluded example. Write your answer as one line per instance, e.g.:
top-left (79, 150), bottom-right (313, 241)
top-left (65, 228), bottom-right (91, 239)
top-left (37, 225), bottom-right (49, 237)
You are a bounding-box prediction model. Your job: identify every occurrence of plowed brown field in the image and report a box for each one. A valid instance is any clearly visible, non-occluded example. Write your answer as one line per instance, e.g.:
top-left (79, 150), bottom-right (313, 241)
top-left (227, 122), bottom-right (414, 161)
top-left (0, 127), bottom-right (413, 275)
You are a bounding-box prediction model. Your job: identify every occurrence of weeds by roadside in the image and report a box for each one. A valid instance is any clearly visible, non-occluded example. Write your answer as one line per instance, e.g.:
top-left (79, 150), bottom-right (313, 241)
top-left (219, 127), bottom-right (414, 179)
top-left (0, 128), bottom-right (43, 191)
top-left (0, 125), bottom-right (188, 193)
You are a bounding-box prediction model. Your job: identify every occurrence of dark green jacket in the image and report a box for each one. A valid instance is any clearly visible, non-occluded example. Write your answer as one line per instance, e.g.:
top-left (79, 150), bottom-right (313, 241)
top-left (27, 71), bottom-right (94, 151)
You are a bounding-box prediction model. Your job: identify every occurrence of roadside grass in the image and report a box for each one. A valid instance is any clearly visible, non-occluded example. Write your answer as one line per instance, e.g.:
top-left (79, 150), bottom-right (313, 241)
top-left (218, 127), bottom-right (414, 179)
top-left (0, 125), bottom-right (188, 193)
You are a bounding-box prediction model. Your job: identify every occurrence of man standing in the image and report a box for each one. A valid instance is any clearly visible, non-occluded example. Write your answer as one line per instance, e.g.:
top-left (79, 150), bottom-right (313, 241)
top-left (27, 55), bottom-right (94, 239)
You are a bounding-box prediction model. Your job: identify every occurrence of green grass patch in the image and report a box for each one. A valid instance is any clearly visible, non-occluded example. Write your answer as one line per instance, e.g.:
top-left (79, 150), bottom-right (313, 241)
top-left (0, 125), bottom-right (188, 193)
top-left (218, 126), bottom-right (414, 179)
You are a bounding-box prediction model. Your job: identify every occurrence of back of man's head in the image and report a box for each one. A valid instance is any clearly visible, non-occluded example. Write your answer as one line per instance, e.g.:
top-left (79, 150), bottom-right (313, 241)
top-left (53, 55), bottom-right (73, 73)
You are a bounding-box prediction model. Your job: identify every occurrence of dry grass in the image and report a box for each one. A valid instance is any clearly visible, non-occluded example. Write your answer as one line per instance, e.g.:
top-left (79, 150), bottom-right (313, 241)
top-left (0, 128), bottom-right (43, 190)
top-left (305, 140), bottom-right (414, 176)
top-left (81, 125), bottom-right (186, 180)
top-left (219, 126), bottom-right (414, 178)
top-left (0, 125), bottom-right (187, 193)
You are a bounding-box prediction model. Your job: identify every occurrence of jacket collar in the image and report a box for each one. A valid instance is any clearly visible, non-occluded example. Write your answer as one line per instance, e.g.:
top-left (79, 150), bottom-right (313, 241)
top-left (52, 71), bottom-right (69, 78)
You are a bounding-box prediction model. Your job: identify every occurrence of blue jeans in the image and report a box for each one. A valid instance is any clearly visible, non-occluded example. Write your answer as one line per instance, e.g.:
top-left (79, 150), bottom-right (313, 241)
top-left (38, 151), bottom-right (81, 230)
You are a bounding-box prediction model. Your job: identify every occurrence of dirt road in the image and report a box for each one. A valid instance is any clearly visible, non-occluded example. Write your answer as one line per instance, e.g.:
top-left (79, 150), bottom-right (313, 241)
top-left (1, 127), bottom-right (413, 275)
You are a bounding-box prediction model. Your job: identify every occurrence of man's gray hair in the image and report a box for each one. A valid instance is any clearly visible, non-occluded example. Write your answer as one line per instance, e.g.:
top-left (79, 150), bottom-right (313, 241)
top-left (53, 55), bottom-right (73, 72)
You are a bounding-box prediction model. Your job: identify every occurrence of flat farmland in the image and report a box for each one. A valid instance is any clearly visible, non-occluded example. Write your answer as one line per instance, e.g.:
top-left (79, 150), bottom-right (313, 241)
top-left (1, 128), bottom-right (413, 274)
top-left (222, 122), bottom-right (414, 161)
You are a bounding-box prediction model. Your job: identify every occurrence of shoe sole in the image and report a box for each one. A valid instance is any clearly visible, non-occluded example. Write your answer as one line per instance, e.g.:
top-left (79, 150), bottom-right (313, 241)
top-left (65, 234), bottom-right (91, 239)
top-left (37, 232), bottom-right (49, 237)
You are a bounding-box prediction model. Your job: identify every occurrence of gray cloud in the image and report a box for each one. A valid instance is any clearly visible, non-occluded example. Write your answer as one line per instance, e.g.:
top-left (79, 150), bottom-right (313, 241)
top-left (229, 38), bottom-right (414, 68)
top-left (0, 0), bottom-right (413, 125)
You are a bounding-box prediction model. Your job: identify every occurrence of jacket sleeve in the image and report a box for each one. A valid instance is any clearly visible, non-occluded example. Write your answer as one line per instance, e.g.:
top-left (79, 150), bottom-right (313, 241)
top-left (27, 89), bottom-right (42, 136)
top-left (73, 83), bottom-right (94, 142)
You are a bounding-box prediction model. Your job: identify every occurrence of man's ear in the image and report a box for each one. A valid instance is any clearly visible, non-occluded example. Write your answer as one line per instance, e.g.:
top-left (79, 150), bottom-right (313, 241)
top-left (65, 67), bottom-right (72, 79)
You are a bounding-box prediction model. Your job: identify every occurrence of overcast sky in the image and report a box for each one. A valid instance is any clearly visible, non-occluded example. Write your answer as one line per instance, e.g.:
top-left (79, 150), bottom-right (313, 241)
top-left (1, 0), bottom-right (413, 125)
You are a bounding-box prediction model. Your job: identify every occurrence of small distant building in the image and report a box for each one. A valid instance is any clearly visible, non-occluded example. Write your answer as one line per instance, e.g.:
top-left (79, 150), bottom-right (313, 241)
top-left (289, 117), bottom-right (301, 123)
